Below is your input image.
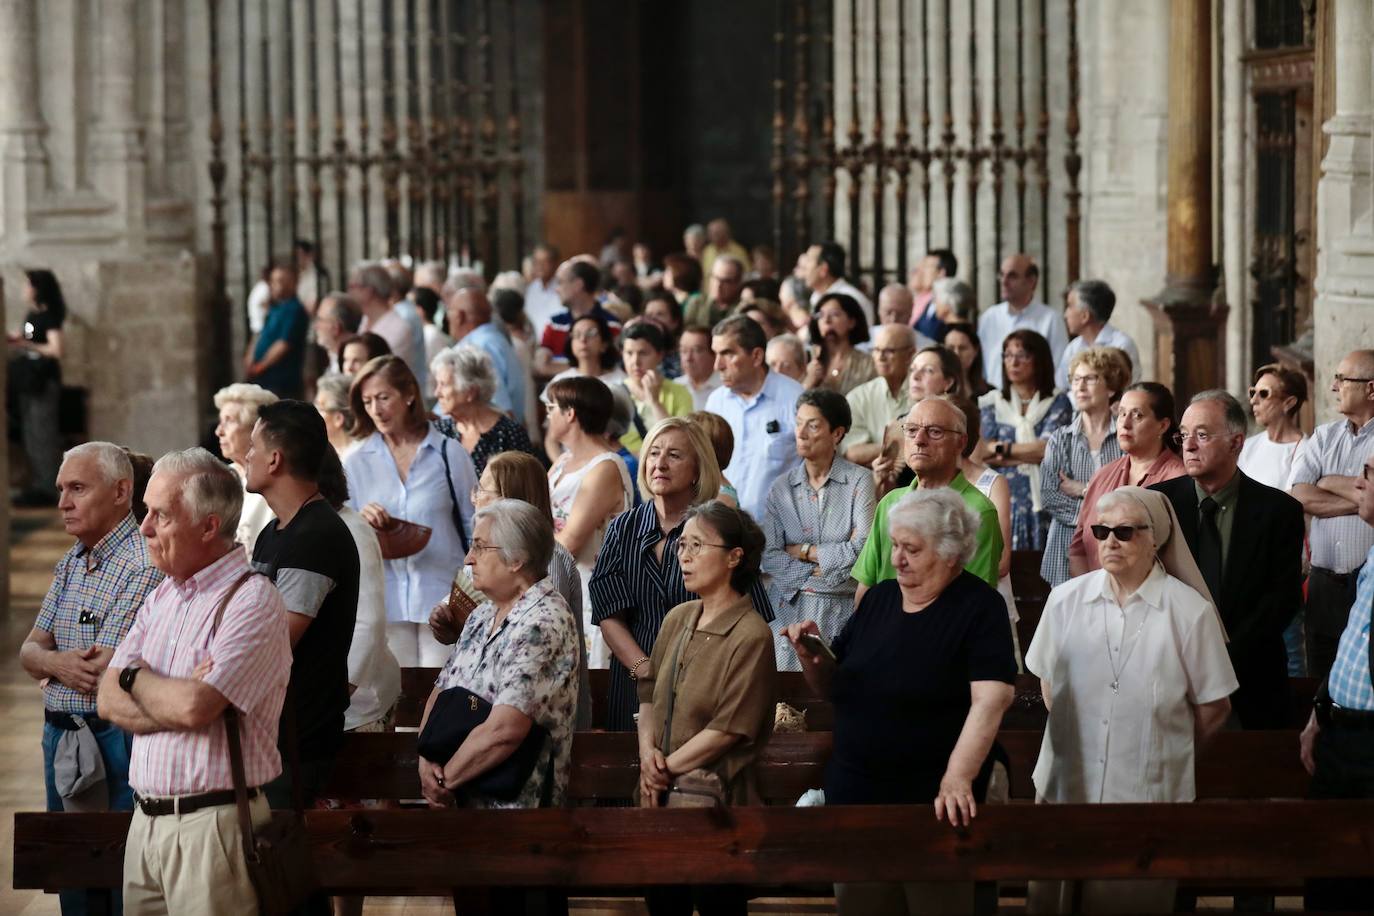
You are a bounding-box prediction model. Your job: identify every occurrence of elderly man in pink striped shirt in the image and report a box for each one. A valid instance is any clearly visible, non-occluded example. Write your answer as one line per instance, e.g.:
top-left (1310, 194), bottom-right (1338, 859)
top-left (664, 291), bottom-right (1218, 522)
top-left (98, 447), bottom-right (292, 916)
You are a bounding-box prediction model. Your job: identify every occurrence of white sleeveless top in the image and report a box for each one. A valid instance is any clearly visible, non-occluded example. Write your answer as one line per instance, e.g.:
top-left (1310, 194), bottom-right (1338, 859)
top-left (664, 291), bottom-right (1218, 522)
top-left (549, 450), bottom-right (633, 570)
top-left (974, 466), bottom-right (1020, 625)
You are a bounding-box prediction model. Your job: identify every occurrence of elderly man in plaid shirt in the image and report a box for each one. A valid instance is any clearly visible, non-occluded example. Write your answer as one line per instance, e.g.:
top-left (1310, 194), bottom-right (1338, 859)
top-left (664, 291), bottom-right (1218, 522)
top-left (20, 442), bottom-right (163, 915)
top-left (97, 448), bottom-right (292, 916)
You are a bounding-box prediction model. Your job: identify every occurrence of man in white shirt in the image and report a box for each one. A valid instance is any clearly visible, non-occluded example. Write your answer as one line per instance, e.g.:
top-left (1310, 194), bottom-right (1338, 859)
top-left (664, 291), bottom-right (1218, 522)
top-left (977, 252), bottom-right (1069, 389)
top-left (350, 263), bottom-right (420, 375)
top-left (677, 326), bottom-right (721, 410)
top-left (1056, 279), bottom-right (1142, 390)
top-left (523, 243), bottom-right (563, 345)
top-left (805, 241), bottom-right (875, 328)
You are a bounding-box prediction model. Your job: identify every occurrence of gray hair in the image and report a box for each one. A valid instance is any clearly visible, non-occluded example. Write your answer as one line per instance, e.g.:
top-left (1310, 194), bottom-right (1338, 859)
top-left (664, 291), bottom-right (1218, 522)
top-left (473, 499), bottom-right (553, 580)
top-left (62, 441), bottom-right (134, 488)
top-left (349, 262), bottom-right (393, 301)
top-left (887, 488), bottom-right (980, 566)
top-left (319, 292), bottom-right (363, 333)
top-left (431, 345), bottom-right (498, 405)
top-left (713, 254), bottom-right (745, 279)
top-left (490, 270), bottom-right (527, 296)
top-left (876, 323), bottom-right (919, 348)
top-left (442, 267), bottom-right (486, 299)
top-left (1068, 279), bottom-right (1117, 323)
top-left (766, 333), bottom-right (806, 366)
top-left (1095, 489), bottom-right (1154, 533)
top-left (1190, 389), bottom-right (1248, 437)
top-left (933, 278), bottom-right (975, 320)
top-left (413, 260), bottom-right (447, 290)
top-left (213, 383), bottom-right (279, 426)
top-left (315, 372), bottom-right (354, 415)
top-left (683, 223), bottom-right (706, 243)
top-left (914, 393), bottom-right (968, 434)
top-left (150, 447), bottom-right (243, 542)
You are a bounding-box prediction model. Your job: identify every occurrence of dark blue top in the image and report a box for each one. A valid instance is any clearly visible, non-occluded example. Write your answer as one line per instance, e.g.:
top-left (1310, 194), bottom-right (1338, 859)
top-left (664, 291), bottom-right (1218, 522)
top-left (253, 297), bottom-right (309, 398)
top-left (825, 573), bottom-right (1016, 805)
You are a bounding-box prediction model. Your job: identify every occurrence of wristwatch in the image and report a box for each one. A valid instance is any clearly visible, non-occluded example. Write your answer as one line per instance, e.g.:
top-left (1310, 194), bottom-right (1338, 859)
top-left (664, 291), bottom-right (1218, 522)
top-left (119, 665), bottom-right (142, 694)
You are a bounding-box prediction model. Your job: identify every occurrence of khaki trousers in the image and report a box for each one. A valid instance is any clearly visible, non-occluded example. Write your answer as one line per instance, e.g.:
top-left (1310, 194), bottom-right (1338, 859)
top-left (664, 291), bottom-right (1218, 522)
top-left (123, 793), bottom-right (271, 916)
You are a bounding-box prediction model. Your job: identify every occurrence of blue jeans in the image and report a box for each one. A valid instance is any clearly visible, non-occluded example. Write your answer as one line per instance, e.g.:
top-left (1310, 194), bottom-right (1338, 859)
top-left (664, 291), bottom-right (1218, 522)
top-left (42, 718), bottom-right (133, 916)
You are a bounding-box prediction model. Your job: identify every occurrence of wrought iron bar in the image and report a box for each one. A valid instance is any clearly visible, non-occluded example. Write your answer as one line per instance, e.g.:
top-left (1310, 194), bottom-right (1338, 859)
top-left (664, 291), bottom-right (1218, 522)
top-left (432, 0), bottom-right (451, 262)
top-left (821, 1), bottom-right (836, 240)
top-left (208, 0), bottom-right (231, 382)
top-left (793, 0), bottom-right (811, 260)
top-left (477, 0), bottom-right (498, 275)
top-left (1037, 0), bottom-right (1050, 295)
top-left (505, 0), bottom-right (524, 262)
top-left (405, 0), bottom-right (424, 261)
top-left (356, 0), bottom-right (372, 261)
top-left (307, 0), bottom-right (324, 267)
top-left (259, 0), bottom-right (275, 260)
top-left (966, 6), bottom-right (981, 301)
top-left (238, 0), bottom-right (251, 305)
top-left (1015, 0), bottom-right (1027, 252)
top-left (771, 0), bottom-right (786, 261)
top-left (920, 0), bottom-right (931, 251)
top-left (380, 0), bottom-right (401, 257)
top-left (1064, 0), bottom-right (1082, 283)
top-left (453, 0), bottom-right (472, 264)
top-left (846, 0), bottom-right (861, 263)
top-left (940, 0), bottom-right (955, 246)
top-left (284, 0), bottom-right (299, 249)
top-left (870, 0), bottom-right (885, 284)
top-left (331, 0), bottom-right (348, 276)
top-left (895, 0), bottom-right (911, 281)
top-left (990, 0), bottom-right (1006, 274)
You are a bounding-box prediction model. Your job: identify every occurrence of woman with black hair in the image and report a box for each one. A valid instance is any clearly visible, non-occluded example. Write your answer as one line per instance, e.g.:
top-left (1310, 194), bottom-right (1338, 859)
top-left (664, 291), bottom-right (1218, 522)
top-left (8, 269), bottom-right (68, 504)
top-left (803, 292), bottom-right (875, 396)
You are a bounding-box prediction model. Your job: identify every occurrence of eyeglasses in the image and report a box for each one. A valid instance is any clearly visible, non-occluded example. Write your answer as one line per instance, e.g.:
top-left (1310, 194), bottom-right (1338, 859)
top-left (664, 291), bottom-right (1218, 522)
top-left (674, 539), bottom-right (730, 558)
top-left (468, 540), bottom-right (502, 554)
top-left (1247, 387), bottom-right (1274, 400)
top-left (1090, 524), bottom-right (1144, 542)
top-left (570, 330), bottom-right (602, 342)
top-left (1070, 374), bottom-right (1101, 387)
top-left (1363, 465), bottom-right (1374, 481)
top-left (902, 423), bottom-right (958, 440)
top-left (1177, 429), bottom-right (1218, 445)
top-left (1003, 351), bottom-right (1031, 364)
top-left (469, 486), bottom-right (500, 502)
top-left (1335, 373), bottom-right (1374, 386)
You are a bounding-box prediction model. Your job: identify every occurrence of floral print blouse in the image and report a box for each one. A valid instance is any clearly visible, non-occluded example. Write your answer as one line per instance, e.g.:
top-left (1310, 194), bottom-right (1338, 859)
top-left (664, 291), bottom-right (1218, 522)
top-left (436, 578), bottom-right (579, 808)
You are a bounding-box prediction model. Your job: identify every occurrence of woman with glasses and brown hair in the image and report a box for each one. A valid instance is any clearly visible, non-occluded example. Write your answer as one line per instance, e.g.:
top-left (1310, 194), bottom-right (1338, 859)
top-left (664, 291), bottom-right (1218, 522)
top-left (1239, 362), bottom-right (1308, 490)
top-left (344, 355), bottom-right (477, 666)
top-left (591, 417), bottom-right (773, 732)
top-left (978, 329), bottom-right (1074, 550)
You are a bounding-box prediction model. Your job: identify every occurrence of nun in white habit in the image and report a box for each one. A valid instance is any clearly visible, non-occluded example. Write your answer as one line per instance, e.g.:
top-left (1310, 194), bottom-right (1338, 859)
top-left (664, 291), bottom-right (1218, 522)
top-left (1024, 485), bottom-right (1238, 915)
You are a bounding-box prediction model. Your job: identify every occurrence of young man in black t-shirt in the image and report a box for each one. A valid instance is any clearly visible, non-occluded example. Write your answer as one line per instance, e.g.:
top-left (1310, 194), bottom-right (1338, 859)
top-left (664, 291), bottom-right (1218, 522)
top-left (243, 400), bottom-right (359, 810)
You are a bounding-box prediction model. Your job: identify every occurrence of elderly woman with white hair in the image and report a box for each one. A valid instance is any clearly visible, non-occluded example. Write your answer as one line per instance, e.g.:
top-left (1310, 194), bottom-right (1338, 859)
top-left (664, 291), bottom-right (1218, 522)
top-left (212, 382), bottom-right (279, 554)
top-left (1024, 486), bottom-right (1237, 915)
top-left (313, 372), bottom-right (364, 461)
top-left (784, 488), bottom-right (1017, 916)
top-left (432, 344), bottom-right (538, 475)
top-left (418, 499), bottom-right (579, 811)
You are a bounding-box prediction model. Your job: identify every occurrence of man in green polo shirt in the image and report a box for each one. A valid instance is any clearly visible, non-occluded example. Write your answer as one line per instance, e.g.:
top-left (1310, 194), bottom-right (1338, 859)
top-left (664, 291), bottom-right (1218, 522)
top-left (852, 396), bottom-right (1003, 604)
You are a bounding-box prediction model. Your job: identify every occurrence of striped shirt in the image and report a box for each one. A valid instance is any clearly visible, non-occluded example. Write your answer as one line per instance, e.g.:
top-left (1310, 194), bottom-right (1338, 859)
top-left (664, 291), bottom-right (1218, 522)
top-left (36, 514), bottom-right (163, 713)
top-left (762, 457), bottom-right (875, 604)
top-left (1039, 415), bottom-right (1121, 587)
top-left (1287, 417), bottom-right (1374, 573)
top-left (588, 501), bottom-right (774, 732)
top-left (111, 549), bottom-right (292, 796)
top-left (1328, 544), bottom-right (1374, 711)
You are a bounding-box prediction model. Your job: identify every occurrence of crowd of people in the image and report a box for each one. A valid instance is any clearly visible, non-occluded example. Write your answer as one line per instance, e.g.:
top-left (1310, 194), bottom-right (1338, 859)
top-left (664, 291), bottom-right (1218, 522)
top-left (14, 219), bottom-right (1374, 915)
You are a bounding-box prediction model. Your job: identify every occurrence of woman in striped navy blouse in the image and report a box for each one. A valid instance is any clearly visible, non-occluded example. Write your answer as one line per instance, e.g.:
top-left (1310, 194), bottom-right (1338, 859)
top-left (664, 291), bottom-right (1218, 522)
top-left (590, 417), bottom-right (774, 732)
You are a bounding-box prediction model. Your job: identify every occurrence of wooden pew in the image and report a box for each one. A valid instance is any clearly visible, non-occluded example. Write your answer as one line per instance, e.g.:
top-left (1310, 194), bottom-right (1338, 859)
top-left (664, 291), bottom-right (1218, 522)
top-left (17, 802), bottom-right (1374, 895)
top-left (318, 730), bottom-right (1312, 804)
top-left (396, 666), bottom-right (1320, 731)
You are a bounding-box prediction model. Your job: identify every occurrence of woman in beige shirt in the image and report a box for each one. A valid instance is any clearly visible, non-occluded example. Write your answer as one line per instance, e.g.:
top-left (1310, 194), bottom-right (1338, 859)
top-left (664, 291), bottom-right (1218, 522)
top-left (636, 499), bottom-right (776, 915)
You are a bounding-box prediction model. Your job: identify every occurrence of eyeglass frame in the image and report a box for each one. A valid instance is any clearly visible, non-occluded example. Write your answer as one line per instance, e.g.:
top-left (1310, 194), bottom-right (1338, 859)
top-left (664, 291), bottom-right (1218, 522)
top-left (674, 539), bottom-right (732, 558)
top-left (902, 422), bottom-right (961, 441)
top-left (1333, 373), bottom-right (1374, 386)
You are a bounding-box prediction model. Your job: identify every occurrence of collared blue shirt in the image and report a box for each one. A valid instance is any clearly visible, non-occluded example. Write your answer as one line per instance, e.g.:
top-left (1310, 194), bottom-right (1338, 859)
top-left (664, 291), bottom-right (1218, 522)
top-left (463, 321), bottom-right (523, 420)
top-left (343, 426), bottom-right (477, 624)
top-left (705, 370), bottom-right (805, 521)
top-left (1328, 544), bottom-right (1374, 711)
top-left (36, 514), bottom-right (164, 713)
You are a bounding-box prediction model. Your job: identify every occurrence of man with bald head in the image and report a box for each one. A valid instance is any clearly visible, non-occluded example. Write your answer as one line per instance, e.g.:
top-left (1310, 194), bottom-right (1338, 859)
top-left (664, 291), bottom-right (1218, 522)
top-left (977, 252), bottom-right (1069, 388)
top-left (851, 396), bottom-right (1004, 606)
top-left (878, 285), bottom-right (936, 348)
top-left (843, 324), bottom-right (919, 467)
top-left (443, 286), bottom-right (522, 420)
top-left (1289, 348), bottom-right (1374, 680)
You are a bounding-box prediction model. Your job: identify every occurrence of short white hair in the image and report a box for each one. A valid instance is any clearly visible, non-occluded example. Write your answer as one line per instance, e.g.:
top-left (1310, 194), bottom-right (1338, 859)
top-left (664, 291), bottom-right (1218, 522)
top-left (474, 499), bottom-right (552, 580)
top-left (876, 323), bottom-right (918, 348)
top-left (431, 345), bottom-right (498, 405)
top-left (1095, 490), bottom-right (1153, 533)
top-left (933, 277), bottom-right (975, 320)
top-left (887, 487), bottom-right (980, 566)
top-left (442, 267), bottom-right (486, 299)
top-left (913, 394), bottom-right (968, 435)
top-left (767, 334), bottom-right (806, 365)
top-left (150, 447), bottom-right (243, 542)
top-left (62, 441), bottom-right (134, 488)
top-left (213, 383), bottom-right (279, 425)
top-left (490, 270), bottom-right (527, 296)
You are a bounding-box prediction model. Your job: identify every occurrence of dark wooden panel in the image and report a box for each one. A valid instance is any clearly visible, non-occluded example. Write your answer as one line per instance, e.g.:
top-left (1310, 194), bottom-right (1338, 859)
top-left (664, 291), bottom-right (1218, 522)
top-left (17, 801), bottom-right (1374, 893)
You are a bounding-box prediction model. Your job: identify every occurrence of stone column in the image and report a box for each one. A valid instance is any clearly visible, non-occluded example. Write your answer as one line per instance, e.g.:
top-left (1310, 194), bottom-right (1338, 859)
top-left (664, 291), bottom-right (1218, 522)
top-left (1311, 0), bottom-right (1374, 424)
top-left (0, 0), bottom-right (48, 248)
top-left (92, 0), bottom-right (147, 249)
top-left (1141, 0), bottom-right (1228, 407)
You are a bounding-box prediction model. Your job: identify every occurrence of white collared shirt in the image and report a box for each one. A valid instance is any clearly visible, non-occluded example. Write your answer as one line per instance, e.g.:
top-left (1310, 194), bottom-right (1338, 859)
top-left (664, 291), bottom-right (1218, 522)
top-left (1287, 416), bottom-right (1374, 573)
top-left (1025, 565), bottom-right (1237, 804)
top-left (977, 300), bottom-right (1070, 388)
top-left (1056, 323), bottom-right (1142, 390)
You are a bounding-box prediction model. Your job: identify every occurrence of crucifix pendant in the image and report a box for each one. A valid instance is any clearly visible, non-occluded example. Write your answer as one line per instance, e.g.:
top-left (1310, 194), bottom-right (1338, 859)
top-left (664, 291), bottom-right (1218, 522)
top-left (1111, 681), bottom-right (1120, 693)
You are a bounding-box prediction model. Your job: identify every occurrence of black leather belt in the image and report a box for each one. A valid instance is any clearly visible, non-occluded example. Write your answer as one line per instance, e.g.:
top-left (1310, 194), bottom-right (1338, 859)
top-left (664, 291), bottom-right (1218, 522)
top-left (1312, 566), bottom-right (1362, 585)
top-left (1315, 699), bottom-right (1374, 731)
top-left (44, 710), bottom-right (107, 731)
top-left (134, 787), bottom-right (258, 817)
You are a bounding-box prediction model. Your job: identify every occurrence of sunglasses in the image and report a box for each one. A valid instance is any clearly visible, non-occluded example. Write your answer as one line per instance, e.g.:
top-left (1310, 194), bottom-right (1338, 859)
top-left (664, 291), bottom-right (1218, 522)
top-left (1090, 524), bottom-right (1144, 542)
top-left (1247, 387), bottom-right (1275, 400)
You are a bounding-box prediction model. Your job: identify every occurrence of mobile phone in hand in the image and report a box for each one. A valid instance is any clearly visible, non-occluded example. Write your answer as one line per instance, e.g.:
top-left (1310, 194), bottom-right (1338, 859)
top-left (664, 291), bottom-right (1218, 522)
top-left (797, 632), bottom-right (837, 662)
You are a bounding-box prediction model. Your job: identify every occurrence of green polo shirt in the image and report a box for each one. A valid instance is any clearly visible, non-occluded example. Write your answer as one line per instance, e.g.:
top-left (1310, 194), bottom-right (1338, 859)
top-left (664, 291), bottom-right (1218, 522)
top-left (620, 378), bottom-right (695, 455)
top-left (851, 471), bottom-right (1003, 588)
top-left (1195, 470), bottom-right (1241, 570)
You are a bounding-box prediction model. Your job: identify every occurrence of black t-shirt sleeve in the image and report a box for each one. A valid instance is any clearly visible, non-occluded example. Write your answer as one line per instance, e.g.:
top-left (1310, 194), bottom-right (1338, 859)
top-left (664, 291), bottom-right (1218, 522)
top-left (253, 503), bottom-right (357, 617)
top-left (962, 576), bottom-right (1018, 684)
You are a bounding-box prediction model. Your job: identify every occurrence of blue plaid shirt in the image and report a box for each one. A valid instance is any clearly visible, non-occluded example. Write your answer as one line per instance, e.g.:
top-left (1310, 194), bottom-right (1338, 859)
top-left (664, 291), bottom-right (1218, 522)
top-left (35, 514), bottom-right (163, 713)
top-left (1328, 544), bottom-right (1374, 711)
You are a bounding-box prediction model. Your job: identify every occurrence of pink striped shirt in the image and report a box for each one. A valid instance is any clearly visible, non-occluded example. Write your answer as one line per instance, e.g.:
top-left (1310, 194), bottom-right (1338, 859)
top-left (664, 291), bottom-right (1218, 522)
top-left (111, 548), bottom-right (292, 796)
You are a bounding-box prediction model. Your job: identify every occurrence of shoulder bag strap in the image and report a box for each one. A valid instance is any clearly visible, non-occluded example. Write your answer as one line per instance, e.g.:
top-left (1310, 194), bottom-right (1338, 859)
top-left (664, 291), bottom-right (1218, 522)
top-left (204, 572), bottom-right (260, 856)
top-left (440, 438), bottom-right (471, 555)
top-left (658, 611), bottom-right (698, 756)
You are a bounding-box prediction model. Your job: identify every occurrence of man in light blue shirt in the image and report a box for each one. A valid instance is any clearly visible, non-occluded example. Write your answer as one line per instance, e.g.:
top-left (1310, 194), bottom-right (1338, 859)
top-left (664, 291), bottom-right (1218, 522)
top-left (444, 287), bottom-right (522, 420)
top-left (1056, 279), bottom-right (1142, 390)
top-left (705, 315), bottom-right (804, 521)
top-left (977, 253), bottom-right (1070, 389)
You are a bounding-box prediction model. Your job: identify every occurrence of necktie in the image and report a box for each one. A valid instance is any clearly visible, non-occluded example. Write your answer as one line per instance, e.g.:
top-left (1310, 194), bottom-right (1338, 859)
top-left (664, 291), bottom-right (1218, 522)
top-left (1197, 496), bottom-right (1223, 606)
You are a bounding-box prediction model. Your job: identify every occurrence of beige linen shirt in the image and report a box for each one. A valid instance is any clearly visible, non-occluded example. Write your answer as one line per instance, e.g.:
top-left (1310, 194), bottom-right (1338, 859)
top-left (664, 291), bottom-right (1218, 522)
top-left (637, 596), bottom-right (776, 804)
top-left (1025, 565), bottom-right (1237, 803)
top-left (840, 374), bottom-right (912, 454)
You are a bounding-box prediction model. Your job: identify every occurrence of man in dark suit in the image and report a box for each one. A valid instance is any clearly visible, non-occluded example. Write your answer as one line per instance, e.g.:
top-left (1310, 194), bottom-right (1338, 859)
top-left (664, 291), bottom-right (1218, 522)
top-left (1150, 390), bottom-right (1305, 729)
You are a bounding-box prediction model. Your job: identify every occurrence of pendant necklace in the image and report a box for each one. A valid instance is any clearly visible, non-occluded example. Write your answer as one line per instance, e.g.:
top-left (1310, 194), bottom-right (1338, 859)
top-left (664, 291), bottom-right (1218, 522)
top-left (1103, 602), bottom-right (1148, 694)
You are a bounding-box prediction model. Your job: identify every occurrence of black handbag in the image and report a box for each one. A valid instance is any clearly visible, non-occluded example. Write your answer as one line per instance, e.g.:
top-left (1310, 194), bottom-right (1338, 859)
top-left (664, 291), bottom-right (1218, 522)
top-left (417, 685), bottom-right (548, 800)
top-left (216, 573), bottom-right (319, 915)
